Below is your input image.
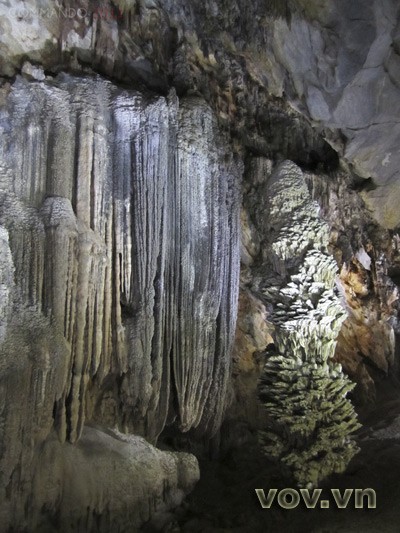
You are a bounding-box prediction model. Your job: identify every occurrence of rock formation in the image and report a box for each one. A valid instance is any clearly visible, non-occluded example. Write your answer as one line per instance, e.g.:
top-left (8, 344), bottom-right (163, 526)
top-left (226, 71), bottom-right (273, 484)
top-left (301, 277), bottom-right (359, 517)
top-left (254, 161), bottom-right (360, 487)
top-left (0, 73), bottom-right (240, 529)
top-left (0, 0), bottom-right (400, 531)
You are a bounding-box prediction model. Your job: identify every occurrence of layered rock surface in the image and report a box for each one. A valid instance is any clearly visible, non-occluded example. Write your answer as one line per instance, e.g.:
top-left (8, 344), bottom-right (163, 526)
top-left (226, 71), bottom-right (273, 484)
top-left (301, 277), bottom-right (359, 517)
top-left (307, 170), bottom-right (400, 403)
top-left (2, 424), bottom-right (199, 532)
top-left (31, 426), bottom-right (199, 532)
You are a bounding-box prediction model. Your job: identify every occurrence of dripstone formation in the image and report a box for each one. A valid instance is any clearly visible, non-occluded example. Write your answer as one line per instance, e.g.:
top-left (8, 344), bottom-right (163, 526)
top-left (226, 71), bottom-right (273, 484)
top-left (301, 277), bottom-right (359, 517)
top-left (0, 73), bottom-right (240, 530)
top-left (255, 161), bottom-right (360, 487)
top-left (1, 0), bottom-right (400, 530)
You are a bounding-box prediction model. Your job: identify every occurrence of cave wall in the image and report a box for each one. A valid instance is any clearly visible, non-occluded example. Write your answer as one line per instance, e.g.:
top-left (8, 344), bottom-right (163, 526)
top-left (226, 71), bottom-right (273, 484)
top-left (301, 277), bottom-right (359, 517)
top-left (1, 0), bottom-right (400, 226)
top-left (1, 0), bottom-right (400, 530)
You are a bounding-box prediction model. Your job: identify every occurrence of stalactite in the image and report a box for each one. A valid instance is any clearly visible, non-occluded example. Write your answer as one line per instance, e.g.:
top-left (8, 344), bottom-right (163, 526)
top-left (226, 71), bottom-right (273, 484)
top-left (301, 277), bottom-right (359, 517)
top-left (0, 73), bottom-right (240, 449)
top-left (172, 98), bottom-right (241, 436)
top-left (0, 72), bottom-right (239, 529)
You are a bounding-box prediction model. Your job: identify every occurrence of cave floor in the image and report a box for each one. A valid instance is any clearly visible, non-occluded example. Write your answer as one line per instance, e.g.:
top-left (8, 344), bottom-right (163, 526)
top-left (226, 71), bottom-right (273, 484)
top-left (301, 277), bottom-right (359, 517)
top-left (172, 437), bottom-right (400, 533)
top-left (160, 394), bottom-right (400, 533)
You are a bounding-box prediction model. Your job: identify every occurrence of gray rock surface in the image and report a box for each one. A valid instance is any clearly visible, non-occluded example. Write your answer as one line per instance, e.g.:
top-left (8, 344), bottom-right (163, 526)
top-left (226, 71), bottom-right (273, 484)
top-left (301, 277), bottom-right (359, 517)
top-left (31, 426), bottom-right (199, 532)
top-left (262, 0), bottom-right (400, 228)
top-left (1, 0), bottom-right (400, 226)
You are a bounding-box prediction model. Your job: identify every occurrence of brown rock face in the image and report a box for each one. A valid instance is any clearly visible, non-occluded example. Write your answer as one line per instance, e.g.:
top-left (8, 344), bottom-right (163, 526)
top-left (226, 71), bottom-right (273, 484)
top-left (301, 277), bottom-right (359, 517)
top-left (223, 288), bottom-right (273, 445)
top-left (306, 172), bottom-right (399, 404)
top-left (336, 257), bottom-right (398, 403)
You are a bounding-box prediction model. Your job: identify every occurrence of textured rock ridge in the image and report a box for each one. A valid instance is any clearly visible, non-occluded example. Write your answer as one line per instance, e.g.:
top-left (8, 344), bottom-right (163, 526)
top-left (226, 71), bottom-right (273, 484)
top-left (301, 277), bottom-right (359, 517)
top-left (31, 426), bottom-right (199, 532)
top-left (0, 73), bottom-right (240, 529)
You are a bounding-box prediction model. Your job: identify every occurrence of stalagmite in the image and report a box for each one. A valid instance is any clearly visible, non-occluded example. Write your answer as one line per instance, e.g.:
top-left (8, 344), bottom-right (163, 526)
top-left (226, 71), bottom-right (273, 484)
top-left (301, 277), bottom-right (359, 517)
top-left (252, 160), bottom-right (360, 487)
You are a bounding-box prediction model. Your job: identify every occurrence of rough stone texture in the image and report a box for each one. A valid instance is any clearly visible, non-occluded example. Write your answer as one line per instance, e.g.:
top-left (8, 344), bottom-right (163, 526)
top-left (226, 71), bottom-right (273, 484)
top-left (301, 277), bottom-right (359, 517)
top-left (2, 0), bottom-right (400, 227)
top-left (336, 258), bottom-right (396, 402)
top-left (0, 73), bottom-right (239, 529)
top-left (0, 422), bottom-right (199, 532)
top-left (1, 0), bottom-right (400, 530)
top-left (30, 426), bottom-right (199, 533)
top-left (307, 170), bottom-right (400, 403)
top-left (221, 288), bottom-right (273, 451)
top-left (243, 160), bottom-right (360, 486)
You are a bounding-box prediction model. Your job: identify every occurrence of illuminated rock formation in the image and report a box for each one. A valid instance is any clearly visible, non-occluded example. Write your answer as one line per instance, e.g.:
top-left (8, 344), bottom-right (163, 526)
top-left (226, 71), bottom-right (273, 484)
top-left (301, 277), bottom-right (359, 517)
top-left (0, 74), bottom-right (240, 530)
top-left (251, 161), bottom-right (360, 486)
